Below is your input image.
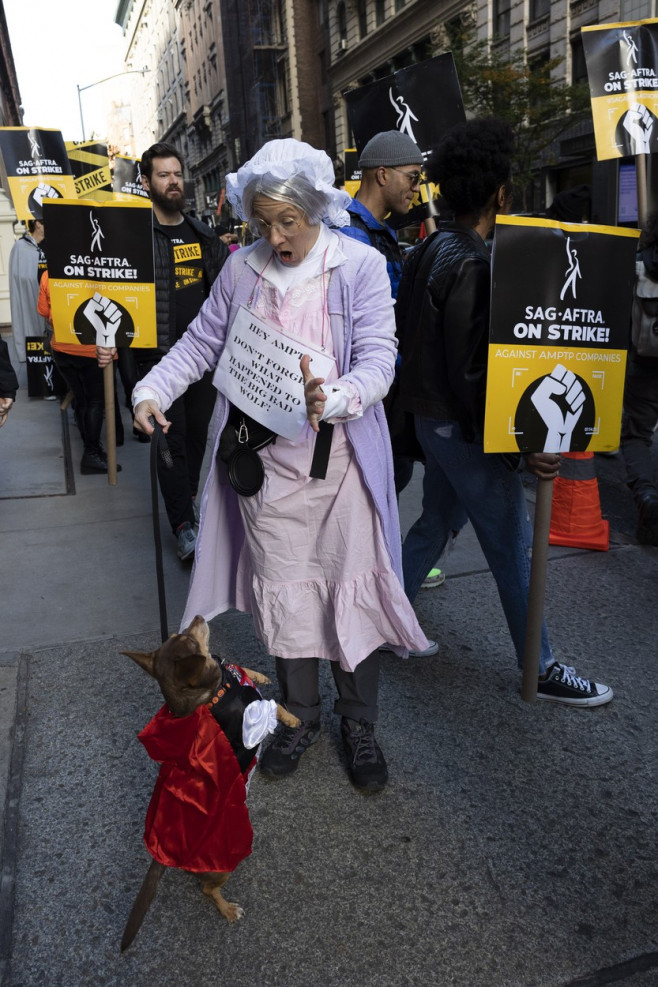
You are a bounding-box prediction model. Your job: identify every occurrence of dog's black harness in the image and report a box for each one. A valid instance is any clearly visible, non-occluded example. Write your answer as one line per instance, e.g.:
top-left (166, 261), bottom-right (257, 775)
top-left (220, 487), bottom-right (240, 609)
top-left (207, 657), bottom-right (262, 772)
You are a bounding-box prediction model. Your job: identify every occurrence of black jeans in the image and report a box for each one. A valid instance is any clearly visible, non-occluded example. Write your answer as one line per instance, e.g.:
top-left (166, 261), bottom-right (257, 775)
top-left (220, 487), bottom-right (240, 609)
top-left (52, 351), bottom-right (105, 453)
top-left (620, 356), bottom-right (658, 503)
top-left (131, 352), bottom-right (216, 532)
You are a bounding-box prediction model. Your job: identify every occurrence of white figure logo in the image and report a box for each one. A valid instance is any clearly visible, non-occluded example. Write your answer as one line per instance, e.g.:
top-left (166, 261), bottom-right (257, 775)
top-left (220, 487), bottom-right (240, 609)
top-left (389, 88), bottom-right (419, 142)
top-left (44, 363), bottom-right (55, 392)
top-left (623, 31), bottom-right (638, 66)
top-left (29, 134), bottom-right (41, 159)
top-left (90, 213), bottom-right (104, 253)
top-left (559, 236), bottom-right (581, 301)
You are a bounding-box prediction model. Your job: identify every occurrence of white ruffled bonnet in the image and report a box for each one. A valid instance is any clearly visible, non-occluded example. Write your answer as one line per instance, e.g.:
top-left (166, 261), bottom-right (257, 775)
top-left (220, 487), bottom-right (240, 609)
top-left (225, 138), bottom-right (351, 228)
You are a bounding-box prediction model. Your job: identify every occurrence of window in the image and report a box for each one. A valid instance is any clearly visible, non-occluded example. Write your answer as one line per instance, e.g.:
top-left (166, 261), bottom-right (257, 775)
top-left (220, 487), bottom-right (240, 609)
top-left (529, 51), bottom-right (549, 107)
top-left (530, 0), bottom-right (550, 20)
top-left (621, 0), bottom-right (652, 19)
top-left (571, 34), bottom-right (588, 85)
top-left (493, 0), bottom-right (510, 39)
top-left (337, 2), bottom-right (347, 44)
top-left (375, 0), bottom-right (385, 26)
top-left (356, 0), bottom-right (367, 38)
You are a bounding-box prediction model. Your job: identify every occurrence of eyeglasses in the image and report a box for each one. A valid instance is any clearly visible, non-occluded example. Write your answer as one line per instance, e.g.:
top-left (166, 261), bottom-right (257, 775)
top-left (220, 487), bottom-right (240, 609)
top-left (254, 216), bottom-right (304, 238)
top-left (388, 167), bottom-right (424, 187)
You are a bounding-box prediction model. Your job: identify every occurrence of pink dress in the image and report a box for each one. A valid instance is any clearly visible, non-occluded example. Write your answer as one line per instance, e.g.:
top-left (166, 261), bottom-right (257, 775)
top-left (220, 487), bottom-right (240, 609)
top-left (233, 263), bottom-right (430, 672)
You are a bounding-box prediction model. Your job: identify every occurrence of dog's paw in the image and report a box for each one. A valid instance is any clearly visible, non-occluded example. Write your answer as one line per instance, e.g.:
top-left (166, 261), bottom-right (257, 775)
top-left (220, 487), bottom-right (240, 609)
top-left (242, 667), bottom-right (271, 686)
top-left (277, 706), bottom-right (302, 728)
top-left (203, 884), bottom-right (245, 922)
top-left (224, 902), bottom-right (245, 923)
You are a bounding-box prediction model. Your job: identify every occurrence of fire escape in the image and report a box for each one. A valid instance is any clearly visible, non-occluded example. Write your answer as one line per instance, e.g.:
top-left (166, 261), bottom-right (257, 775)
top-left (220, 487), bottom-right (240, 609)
top-left (250, 0), bottom-right (288, 144)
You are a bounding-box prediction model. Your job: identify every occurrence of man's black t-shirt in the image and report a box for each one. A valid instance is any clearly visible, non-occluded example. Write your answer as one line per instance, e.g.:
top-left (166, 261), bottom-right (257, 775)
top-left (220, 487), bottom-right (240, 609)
top-left (155, 218), bottom-right (206, 340)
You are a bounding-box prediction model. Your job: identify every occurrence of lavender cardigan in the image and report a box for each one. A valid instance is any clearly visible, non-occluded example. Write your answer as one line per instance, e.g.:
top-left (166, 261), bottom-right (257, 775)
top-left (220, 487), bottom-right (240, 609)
top-left (137, 233), bottom-right (403, 629)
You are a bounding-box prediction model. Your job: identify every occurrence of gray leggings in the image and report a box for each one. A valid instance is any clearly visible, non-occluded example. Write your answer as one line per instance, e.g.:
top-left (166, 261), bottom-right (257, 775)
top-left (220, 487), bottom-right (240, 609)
top-left (275, 651), bottom-right (380, 724)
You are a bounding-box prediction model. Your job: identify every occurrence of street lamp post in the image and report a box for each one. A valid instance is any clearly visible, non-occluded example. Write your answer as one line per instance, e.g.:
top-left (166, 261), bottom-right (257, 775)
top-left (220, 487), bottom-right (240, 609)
top-left (76, 69), bottom-right (149, 142)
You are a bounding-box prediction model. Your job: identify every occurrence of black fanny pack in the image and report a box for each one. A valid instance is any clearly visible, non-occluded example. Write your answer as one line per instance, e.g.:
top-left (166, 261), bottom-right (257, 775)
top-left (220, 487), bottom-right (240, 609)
top-left (217, 405), bottom-right (276, 497)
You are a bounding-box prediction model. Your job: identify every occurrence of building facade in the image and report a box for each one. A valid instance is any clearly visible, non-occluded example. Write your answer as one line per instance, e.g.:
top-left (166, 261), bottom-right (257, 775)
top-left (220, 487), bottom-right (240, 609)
top-left (177, 0), bottom-right (230, 221)
top-left (0, 0), bottom-right (22, 326)
top-left (113, 0), bottom-right (654, 227)
top-left (218, 0), bottom-right (327, 168)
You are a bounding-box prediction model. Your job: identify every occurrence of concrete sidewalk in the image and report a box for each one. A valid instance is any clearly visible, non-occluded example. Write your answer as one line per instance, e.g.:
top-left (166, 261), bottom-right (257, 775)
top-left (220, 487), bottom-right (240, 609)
top-left (1, 365), bottom-right (657, 986)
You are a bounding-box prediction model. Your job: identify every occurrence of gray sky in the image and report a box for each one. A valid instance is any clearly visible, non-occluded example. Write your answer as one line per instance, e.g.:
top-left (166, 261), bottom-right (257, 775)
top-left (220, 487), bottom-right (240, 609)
top-left (4, 0), bottom-right (126, 141)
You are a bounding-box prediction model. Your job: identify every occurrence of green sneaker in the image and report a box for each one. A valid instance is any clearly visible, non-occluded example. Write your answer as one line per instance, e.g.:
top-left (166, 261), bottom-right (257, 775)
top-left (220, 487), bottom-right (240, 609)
top-left (422, 567), bottom-right (446, 589)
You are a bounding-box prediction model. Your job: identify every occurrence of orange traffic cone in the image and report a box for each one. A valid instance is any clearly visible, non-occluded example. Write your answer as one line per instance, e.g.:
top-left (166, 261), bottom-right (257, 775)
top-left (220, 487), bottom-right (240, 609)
top-left (548, 451), bottom-right (610, 551)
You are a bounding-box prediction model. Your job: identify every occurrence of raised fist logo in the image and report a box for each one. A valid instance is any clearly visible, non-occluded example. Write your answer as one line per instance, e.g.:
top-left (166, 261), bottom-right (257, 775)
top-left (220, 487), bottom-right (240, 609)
top-left (83, 292), bottom-right (122, 347)
top-left (33, 183), bottom-right (59, 206)
top-left (28, 182), bottom-right (62, 220)
top-left (620, 103), bottom-right (655, 155)
top-left (514, 366), bottom-right (596, 454)
top-left (530, 364), bottom-right (586, 452)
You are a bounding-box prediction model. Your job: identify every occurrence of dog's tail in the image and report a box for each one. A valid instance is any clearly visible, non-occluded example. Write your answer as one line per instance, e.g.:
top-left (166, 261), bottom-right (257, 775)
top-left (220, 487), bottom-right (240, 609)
top-left (121, 859), bottom-right (167, 952)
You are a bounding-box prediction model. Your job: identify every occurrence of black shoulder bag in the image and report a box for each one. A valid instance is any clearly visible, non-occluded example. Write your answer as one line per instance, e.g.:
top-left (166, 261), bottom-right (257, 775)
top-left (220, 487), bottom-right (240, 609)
top-left (217, 404), bottom-right (277, 497)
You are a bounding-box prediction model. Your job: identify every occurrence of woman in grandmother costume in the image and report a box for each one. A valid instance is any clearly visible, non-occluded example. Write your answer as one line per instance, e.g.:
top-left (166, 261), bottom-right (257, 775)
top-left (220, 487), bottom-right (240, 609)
top-left (133, 138), bottom-right (431, 793)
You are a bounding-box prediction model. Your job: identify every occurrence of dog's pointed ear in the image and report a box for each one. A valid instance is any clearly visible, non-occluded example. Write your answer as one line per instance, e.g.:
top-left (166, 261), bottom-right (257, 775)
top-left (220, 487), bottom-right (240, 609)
top-left (122, 650), bottom-right (157, 677)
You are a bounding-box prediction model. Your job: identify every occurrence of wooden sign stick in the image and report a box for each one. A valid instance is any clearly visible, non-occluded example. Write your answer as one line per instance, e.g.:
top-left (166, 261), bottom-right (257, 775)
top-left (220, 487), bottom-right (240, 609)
top-left (103, 362), bottom-right (118, 486)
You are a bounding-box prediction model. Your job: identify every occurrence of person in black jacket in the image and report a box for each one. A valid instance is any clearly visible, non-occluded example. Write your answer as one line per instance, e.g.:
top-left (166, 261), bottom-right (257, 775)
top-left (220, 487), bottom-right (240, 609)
top-left (621, 212), bottom-right (658, 546)
top-left (0, 336), bottom-right (19, 427)
top-left (397, 118), bottom-right (613, 708)
top-left (100, 142), bottom-right (228, 560)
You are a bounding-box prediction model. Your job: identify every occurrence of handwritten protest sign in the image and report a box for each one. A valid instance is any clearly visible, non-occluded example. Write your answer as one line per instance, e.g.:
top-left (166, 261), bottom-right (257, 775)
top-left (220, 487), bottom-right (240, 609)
top-left (213, 306), bottom-right (335, 439)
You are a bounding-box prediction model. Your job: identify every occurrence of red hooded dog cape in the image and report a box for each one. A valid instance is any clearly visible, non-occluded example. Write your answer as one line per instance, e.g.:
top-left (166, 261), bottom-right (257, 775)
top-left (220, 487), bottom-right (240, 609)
top-left (138, 702), bottom-right (255, 873)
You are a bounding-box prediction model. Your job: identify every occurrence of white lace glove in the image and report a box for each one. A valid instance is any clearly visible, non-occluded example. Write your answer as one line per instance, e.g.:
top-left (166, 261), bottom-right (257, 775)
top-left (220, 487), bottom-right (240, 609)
top-left (242, 699), bottom-right (278, 749)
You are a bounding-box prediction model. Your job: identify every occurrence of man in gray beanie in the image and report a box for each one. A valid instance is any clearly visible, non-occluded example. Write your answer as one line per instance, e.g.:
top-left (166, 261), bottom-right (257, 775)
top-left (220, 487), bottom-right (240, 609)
top-left (341, 129), bottom-right (423, 300)
top-left (343, 130), bottom-right (444, 648)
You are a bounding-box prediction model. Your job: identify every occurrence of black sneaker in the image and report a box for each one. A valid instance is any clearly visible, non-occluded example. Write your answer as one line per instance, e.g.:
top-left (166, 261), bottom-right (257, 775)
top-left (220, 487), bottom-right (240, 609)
top-left (341, 718), bottom-right (388, 793)
top-left (259, 719), bottom-right (321, 778)
top-left (537, 663), bottom-right (613, 708)
top-left (637, 494), bottom-right (658, 546)
top-left (80, 449), bottom-right (122, 475)
top-left (176, 521), bottom-right (197, 561)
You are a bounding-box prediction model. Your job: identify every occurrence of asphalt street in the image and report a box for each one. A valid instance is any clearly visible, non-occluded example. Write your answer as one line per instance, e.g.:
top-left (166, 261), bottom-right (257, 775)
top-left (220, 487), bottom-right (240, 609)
top-left (0, 353), bottom-right (657, 987)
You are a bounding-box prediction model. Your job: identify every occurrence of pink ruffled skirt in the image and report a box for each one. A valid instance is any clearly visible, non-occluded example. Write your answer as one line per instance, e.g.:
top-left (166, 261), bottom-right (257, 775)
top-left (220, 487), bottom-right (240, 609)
top-left (234, 423), bottom-right (430, 671)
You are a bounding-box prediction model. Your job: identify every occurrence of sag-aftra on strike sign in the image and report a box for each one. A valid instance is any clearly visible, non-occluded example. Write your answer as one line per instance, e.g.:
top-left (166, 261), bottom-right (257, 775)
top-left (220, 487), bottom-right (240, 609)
top-left (582, 18), bottom-right (658, 159)
top-left (484, 216), bottom-right (639, 455)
